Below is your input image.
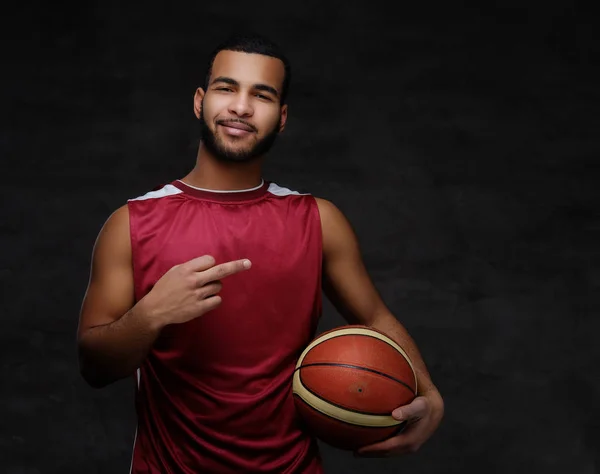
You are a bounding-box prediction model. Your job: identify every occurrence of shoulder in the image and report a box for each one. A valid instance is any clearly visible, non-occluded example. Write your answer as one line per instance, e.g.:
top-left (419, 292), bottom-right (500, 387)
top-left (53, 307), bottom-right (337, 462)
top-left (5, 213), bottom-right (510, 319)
top-left (313, 197), bottom-right (358, 253)
top-left (314, 197), bottom-right (346, 224)
top-left (96, 204), bottom-right (130, 247)
top-left (266, 181), bottom-right (310, 197)
top-left (125, 183), bottom-right (183, 224)
top-left (128, 183), bottom-right (183, 202)
top-left (87, 204), bottom-right (133, 274)
top-left (102, 204), bottom-right (130, 233)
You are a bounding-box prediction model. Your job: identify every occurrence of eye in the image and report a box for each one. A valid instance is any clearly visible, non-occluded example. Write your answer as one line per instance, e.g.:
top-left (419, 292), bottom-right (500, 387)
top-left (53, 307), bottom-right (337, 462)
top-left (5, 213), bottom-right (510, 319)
top-left (256, 93), bottom-right (272, 101)
top-left (216, 87), bottom-right (233, 92)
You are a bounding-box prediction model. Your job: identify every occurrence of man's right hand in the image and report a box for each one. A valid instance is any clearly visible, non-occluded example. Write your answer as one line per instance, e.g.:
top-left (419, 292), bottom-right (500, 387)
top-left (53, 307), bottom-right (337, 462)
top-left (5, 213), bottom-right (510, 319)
top-left (77, 206), bottom-right (254, 387)
top-left (141, 255), bottom-right (252, 328)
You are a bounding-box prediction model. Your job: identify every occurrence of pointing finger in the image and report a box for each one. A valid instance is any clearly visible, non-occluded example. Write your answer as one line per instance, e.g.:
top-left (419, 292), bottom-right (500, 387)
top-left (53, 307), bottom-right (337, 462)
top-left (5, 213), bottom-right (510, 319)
top-left (199, 259), bottom-right (252, 285)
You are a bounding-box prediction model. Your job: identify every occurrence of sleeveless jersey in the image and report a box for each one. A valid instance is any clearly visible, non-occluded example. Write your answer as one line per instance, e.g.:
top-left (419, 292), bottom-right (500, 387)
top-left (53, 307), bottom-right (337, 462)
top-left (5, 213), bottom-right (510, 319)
top-left (126, 179), bottom-right (324, 474)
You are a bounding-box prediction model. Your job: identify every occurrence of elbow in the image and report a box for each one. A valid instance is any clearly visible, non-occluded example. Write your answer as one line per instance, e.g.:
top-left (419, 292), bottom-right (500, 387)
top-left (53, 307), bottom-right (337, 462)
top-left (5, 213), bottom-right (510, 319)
top-left (78, 360), bottom-right (111, 389)
top-left (80, 370), bottom-right (110, 389)
top-left (77, 347), bottom-right (114, 389)
top-left (77, 333), bottom-right (113, 389)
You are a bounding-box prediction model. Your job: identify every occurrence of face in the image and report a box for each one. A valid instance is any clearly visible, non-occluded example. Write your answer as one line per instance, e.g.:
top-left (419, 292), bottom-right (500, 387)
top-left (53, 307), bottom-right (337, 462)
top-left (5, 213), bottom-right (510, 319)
top-left (195, 50), bottom-right (288, 163)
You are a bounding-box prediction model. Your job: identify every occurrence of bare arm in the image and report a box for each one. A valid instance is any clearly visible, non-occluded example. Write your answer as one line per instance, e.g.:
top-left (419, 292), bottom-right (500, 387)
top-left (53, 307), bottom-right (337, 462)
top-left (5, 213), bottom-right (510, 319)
top-left (316, 197), bottom-right (444, 406)
top-left (77, 205), bottom-right (162, 388)
top-left (77, 205), bottom-right (252, 388)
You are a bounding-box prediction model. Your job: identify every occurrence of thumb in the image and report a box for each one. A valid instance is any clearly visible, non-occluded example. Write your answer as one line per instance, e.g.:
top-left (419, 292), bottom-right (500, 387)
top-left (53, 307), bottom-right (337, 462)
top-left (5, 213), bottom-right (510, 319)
top-left (392, 396), bottom-right (429, 421)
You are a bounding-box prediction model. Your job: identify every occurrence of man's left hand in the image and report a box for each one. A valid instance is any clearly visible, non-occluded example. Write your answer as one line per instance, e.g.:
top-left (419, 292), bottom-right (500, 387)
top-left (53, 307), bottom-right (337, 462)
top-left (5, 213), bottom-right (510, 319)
top-left (354, 391), bottom-right (444, 458)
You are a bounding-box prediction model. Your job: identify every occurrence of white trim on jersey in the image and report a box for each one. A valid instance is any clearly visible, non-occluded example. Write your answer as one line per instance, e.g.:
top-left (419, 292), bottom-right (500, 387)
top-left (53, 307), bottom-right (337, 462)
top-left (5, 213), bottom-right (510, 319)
top-left (177, 179), bottom-right (265, 193)
top-left (128, 184), bottom-right (183, 201)
top-left (267, 183), bottom-right (309, 196)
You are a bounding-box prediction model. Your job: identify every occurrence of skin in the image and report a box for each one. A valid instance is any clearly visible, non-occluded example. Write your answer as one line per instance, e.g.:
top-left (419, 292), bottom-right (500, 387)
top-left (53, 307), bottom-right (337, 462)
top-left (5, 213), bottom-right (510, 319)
top-left (77, 49), bottom-right (444, 459)
top-left (183, 50), bottom-right (287, 190)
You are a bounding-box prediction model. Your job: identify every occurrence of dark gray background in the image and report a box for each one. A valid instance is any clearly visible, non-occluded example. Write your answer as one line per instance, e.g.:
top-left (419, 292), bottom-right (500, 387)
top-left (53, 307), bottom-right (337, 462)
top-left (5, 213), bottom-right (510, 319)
top-left (2, 1), bottom-right (599, 473)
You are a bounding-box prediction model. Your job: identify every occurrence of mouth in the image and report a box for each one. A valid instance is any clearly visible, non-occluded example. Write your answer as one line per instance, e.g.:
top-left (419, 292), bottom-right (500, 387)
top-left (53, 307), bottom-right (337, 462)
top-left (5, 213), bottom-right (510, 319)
top-left (217, 120), bottom-right (256, 134)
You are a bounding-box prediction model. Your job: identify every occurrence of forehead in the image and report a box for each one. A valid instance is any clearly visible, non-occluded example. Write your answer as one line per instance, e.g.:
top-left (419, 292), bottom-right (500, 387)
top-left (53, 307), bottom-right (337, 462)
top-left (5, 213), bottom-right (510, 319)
top-left (210, 50), bottom-right (285, 91)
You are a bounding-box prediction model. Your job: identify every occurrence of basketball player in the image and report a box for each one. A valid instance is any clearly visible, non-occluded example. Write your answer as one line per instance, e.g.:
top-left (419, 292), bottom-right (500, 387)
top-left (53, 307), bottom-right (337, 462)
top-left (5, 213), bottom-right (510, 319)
top-left (77, 33), bottom-right (444, 473)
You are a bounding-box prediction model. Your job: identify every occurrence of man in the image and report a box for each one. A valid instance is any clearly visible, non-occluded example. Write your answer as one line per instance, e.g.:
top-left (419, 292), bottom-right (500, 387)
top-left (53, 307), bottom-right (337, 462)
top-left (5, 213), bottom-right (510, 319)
top-left (77, 32), bottom-right (444, 473)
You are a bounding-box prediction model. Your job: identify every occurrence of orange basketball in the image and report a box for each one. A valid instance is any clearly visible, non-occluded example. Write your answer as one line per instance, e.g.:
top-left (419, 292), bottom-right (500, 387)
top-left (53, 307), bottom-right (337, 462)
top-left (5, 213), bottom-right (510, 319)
top-left (292, 325), bottom-right (417, 451)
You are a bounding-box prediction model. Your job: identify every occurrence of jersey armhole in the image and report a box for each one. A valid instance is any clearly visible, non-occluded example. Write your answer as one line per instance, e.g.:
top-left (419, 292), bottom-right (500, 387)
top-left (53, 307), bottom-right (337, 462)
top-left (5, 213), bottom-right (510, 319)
top-left (126, 201), bottom-right (142, 303)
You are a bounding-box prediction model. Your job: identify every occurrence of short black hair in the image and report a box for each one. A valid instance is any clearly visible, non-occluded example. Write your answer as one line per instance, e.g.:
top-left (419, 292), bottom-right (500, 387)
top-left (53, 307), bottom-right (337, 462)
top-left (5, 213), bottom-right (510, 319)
top-left (204, 32), bottom-right (291, 104)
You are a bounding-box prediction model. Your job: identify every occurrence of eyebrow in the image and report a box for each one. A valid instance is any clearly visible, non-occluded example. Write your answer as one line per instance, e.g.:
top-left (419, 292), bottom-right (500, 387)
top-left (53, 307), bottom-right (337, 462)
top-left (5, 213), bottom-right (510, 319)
top-left (211, 76), bottom-right (280, 98)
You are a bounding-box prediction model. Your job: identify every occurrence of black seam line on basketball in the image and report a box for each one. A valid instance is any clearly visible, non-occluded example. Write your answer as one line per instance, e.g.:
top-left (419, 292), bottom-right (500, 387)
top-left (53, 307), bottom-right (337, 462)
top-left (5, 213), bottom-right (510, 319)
top-left (296, 362), bottom-right (416, 395)
top-left (293, 392), bottom-right (402, 421)
top-left (307, 333), bottom-right (412, 365)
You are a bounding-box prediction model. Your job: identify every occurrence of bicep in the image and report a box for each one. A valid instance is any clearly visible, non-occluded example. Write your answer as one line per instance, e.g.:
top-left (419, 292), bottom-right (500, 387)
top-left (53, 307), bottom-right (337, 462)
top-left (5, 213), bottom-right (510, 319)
top-left (77, 205), bottom-right (135, 338)
top-left (317, 198), bottom-right (385, 325)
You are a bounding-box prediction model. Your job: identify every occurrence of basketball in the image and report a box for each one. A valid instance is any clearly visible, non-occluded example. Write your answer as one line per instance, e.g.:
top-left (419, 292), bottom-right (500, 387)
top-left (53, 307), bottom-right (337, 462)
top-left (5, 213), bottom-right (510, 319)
top-left (292, 325), bottom-right (417, 451)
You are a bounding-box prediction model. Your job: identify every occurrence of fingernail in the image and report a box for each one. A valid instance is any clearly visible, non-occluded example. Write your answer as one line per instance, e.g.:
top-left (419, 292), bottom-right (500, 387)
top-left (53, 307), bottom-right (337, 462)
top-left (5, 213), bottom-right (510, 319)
top-left (243, 259), bottom-right (252, 269)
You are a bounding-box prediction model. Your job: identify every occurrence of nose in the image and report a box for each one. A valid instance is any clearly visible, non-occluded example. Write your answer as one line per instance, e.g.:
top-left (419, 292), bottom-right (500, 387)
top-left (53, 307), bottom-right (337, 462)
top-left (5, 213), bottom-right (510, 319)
top-left (228, 93), bottom-right (253, 117)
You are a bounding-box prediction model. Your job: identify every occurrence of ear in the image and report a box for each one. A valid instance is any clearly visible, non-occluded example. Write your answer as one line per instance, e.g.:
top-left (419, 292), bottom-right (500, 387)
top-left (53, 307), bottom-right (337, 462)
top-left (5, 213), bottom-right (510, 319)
top-left (193, 88), bottom-right (205, 119)
top-left (279, 104), bottom-right (288, 133)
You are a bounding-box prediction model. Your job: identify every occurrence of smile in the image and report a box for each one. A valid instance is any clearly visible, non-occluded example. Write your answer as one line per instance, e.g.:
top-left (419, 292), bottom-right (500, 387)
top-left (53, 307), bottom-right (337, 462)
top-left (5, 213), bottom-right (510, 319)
top-left (218, 121), bottom-right (256, 137)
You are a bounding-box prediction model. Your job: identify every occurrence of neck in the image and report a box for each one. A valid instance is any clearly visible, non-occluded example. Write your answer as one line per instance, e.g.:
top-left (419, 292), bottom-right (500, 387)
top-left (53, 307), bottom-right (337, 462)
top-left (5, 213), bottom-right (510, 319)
top-left (182, 144), bottom-right (264, 191)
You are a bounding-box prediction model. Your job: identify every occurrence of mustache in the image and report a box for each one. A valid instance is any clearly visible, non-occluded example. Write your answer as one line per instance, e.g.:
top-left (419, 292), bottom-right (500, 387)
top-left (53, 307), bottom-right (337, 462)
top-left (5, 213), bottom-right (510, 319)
top-left (216, 119), bottom-right (257, 133)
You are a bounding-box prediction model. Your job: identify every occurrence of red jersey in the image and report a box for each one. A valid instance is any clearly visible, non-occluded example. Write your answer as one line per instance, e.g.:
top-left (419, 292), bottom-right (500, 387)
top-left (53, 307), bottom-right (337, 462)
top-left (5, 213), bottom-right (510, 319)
top-left (126, 179), bottom-right (324, 474)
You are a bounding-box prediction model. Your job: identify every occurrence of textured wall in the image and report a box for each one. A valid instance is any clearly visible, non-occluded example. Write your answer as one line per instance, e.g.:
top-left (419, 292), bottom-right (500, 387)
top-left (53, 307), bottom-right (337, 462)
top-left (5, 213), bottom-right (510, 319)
top-left (1, 1), bottom-right (599, 473)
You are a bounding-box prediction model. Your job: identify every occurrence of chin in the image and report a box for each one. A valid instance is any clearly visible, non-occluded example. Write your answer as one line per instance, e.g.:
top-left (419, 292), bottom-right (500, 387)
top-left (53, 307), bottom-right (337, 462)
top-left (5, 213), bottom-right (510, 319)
top-left (218, 140), bottom-right (255, 153)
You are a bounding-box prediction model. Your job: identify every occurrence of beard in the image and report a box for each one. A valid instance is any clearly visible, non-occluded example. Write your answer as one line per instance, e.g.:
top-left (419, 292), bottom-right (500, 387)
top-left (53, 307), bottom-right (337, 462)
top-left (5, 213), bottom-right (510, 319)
top-left (199, 106), bottom-right (281, 163)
